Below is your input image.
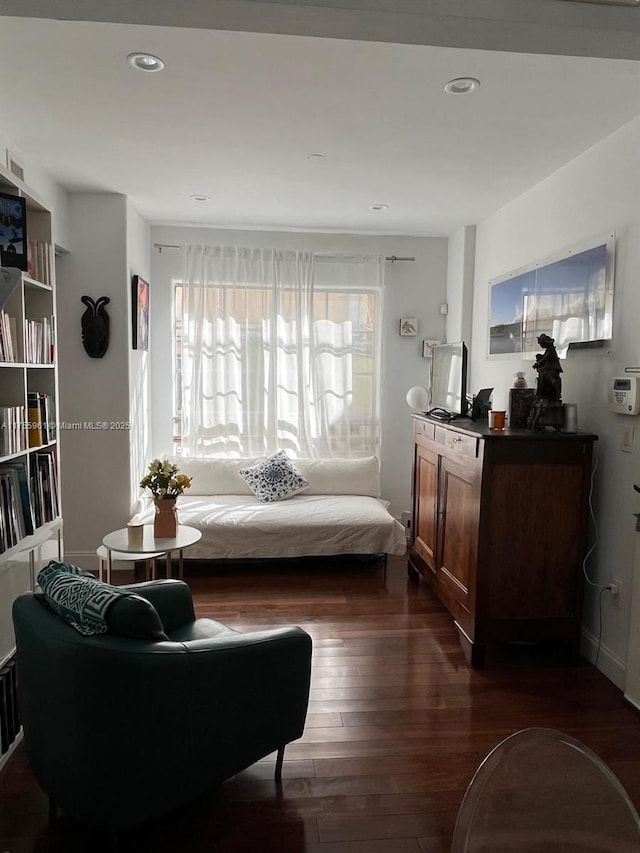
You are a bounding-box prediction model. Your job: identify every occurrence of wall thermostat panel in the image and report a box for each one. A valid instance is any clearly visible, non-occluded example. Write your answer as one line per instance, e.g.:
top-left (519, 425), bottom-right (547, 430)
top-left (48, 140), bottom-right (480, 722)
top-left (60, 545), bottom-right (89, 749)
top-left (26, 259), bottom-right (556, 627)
top-left (608, 376), bottom-right (640, 415)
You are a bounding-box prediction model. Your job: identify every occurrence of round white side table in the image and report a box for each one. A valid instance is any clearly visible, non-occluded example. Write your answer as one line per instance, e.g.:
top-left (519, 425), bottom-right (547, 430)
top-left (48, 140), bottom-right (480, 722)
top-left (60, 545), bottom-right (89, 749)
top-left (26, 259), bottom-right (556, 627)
top-left (101, 525), bottom-right (202, 585)
top-left (95, 546), bottom-right (166, 583)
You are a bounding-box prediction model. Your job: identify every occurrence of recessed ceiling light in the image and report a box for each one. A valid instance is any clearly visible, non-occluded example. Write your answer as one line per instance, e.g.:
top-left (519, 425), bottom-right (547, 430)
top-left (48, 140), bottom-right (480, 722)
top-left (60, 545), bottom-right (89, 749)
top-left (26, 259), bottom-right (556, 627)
top-left (127, 52), bottom-right (165, 72)
top-left (444, 77), bottom-right (480, 95)
top-left (189, 194), bottom-right (210, 203)
top-left (369, 204), bottom-right (389, 211)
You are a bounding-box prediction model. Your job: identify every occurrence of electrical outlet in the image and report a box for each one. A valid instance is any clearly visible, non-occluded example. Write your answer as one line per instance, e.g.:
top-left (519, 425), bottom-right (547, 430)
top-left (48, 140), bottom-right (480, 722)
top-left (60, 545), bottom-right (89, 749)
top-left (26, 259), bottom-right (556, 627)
top-left (610, 580), bottom-right (622, 608)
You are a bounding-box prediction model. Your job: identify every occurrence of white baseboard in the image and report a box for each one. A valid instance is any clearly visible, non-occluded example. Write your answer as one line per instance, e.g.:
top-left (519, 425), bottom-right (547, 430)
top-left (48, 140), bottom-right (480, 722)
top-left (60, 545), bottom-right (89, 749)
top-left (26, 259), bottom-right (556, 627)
top-left (581, 626), bottom-right (626, 690)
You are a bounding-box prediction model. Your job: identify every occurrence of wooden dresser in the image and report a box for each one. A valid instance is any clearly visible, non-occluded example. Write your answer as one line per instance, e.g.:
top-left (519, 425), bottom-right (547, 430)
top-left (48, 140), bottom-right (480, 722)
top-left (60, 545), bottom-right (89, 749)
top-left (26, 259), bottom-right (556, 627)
top-left (408, 415), bottom-right (597, 667)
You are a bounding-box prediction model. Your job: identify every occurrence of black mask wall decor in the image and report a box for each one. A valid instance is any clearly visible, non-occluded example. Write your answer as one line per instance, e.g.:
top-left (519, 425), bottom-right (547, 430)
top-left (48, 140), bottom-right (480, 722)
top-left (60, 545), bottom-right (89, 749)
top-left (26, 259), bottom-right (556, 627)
top-left (80, 295), bottom-right (110, 358)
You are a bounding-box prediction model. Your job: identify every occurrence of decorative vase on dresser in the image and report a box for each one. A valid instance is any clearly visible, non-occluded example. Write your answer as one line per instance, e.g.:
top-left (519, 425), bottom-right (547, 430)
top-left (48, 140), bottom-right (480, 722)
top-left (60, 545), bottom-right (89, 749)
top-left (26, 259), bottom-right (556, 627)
top-left (153, 498), bottom-right (178, 538)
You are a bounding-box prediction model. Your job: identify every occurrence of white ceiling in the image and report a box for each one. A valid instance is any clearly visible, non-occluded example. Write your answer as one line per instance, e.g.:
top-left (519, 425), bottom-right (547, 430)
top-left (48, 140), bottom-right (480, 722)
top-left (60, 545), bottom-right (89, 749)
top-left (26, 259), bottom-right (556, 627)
top-left (0, 15), bottom-right (639, 236)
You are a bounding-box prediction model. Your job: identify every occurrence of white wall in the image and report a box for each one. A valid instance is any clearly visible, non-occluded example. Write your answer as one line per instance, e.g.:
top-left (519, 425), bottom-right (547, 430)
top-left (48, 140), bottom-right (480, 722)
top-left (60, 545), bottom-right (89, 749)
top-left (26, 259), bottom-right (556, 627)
top-left (0, 130), bottom-right (70, 251)
top-left (56, 193), bottom-right (132, 562)
top-left (149, 225), bottom-right (449, 517)
top-left (126, 201), bottom-right (151, 506)
top-left (469, 116), bottom-right (640, 687)
top-left (446, 225), bottom-right (476, 348)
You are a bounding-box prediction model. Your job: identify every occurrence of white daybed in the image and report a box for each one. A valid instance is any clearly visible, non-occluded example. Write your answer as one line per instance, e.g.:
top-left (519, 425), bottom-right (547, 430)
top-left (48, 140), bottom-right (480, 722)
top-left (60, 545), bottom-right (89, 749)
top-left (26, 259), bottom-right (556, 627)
top-left (138, 456), bottom-right (407, 561)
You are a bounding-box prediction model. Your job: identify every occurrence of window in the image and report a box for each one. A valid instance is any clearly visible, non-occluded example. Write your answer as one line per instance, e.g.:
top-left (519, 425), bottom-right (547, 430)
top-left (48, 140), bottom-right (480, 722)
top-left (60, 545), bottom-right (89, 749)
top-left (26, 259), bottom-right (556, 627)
top-left (173, 247), bottom-right (382, 459)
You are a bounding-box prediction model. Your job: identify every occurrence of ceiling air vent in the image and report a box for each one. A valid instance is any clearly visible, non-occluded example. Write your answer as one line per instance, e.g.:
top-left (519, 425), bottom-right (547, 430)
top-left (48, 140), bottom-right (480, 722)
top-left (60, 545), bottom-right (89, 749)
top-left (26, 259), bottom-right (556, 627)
top-left (6, 151), bottom-right (24, 183)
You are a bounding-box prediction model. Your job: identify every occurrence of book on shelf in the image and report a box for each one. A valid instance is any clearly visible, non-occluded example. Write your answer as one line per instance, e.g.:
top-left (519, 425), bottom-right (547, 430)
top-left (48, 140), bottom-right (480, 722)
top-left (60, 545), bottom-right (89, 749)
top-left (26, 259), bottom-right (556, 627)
top-left (29, 449), bottom-right (58, 530)
top-left (0, 446), bottom-right (56, 551)
top-left (0, 473), bottom-right (20, 552)
top-left (0, 460), bottom-right (35, 537)
top-left (0, 468), bottom-right (25, 542)
top-left (0, 405), bottom-right (26, 456)
top-left (27, 398), bottom-right (43, 448)
top-left (24, 316), bottom-right (54, 364)
top-left (26, 238), bottom-right (53, 286)
top-left (36, 453), bottom-right (56, 523)
top-left (36, 459), bottom-right (49, 525)
top-left (29, 465), bottom-right (42, 531)
top-left (0, 310), bottom-right (17, 362)
top-left (27, 391), bottom-right (53, 447)
top-left (0, 486), bottom-right (6, 554)
top-left (50, 313), bottom-right (56, 361)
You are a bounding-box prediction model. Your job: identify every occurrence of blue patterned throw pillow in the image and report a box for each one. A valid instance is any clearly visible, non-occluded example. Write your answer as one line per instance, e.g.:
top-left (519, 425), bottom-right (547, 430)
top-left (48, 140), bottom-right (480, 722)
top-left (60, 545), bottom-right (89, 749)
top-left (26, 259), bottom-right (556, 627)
top-left (239, 451), bottom-right (309, 502)
top-left (37, 561), bottom-right (169, 640)
top-left (37, 561), bottom-right (125, 635)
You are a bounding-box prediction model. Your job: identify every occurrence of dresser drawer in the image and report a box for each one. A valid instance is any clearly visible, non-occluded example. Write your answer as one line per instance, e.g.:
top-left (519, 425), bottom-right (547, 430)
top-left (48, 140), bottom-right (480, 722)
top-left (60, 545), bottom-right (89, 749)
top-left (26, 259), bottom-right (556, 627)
top-left (444, 430), bottom-right (478, 458)
top-left (414, 419), bottom-right (435, 441)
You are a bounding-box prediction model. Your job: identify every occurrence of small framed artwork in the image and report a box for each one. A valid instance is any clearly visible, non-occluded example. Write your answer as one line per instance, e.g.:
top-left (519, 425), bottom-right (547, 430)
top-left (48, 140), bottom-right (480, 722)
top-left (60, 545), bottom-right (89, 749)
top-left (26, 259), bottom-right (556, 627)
top-left (399, 317), bottom-right (418, 336)
top-left (131, 274), bottom-right (149, 350)
top-left (0, 191), bottom-right (27, 272)
top-left (422, 340), bottom-right (433, 358)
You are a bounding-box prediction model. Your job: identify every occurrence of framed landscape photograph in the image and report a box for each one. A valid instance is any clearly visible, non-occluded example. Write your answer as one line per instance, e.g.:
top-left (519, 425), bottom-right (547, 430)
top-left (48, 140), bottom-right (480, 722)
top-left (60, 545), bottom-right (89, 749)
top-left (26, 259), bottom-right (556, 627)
top-left (131, 274), bottom-right (149, 350)
top-left (488, 234), bottom-right (615, 359)
top-left (0, 191), bottom-right (27, 271)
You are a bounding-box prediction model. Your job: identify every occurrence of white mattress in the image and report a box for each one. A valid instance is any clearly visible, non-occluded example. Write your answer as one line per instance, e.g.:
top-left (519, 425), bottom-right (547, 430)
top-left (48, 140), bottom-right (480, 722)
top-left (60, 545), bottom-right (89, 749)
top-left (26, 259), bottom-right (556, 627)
top-left (140, 494), bottom-right (407, 560)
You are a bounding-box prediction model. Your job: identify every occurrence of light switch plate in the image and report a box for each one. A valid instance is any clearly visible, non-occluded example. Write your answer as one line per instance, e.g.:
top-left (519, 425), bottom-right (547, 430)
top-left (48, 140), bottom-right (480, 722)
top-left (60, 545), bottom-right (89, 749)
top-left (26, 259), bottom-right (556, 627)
top-left (620, 424), bottom-right (635, 453)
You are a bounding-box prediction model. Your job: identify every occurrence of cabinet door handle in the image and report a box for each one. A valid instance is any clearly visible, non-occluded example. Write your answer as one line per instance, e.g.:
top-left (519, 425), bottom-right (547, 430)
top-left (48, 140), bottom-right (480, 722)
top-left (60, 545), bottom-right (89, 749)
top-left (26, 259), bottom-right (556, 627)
top-left (452, 437), bottom-right (463, 444)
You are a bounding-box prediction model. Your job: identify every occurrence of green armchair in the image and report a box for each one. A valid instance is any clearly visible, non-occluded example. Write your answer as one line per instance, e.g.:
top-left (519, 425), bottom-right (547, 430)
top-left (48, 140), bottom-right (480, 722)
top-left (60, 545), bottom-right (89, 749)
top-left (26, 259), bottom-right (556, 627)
top-left (12, 579), bottom-right (312, 833)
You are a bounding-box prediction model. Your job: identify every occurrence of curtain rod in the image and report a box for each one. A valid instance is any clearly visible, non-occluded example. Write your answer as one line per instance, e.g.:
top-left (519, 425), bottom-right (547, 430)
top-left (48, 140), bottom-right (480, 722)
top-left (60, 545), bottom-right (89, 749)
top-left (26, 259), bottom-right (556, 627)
top-left (152, 243), bottom-right (414, 262)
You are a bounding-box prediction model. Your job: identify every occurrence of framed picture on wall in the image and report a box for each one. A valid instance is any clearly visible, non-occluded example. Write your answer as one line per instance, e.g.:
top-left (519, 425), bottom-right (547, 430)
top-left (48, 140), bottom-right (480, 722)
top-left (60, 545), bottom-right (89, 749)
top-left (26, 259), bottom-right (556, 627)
top-left (399, 317), bottom-right (418, 336)
top-left (488, 233), bottom-right (615, 359)
top-left (0, 191), bottom-right (27, 272)
top-left (131, 274), bottom-right (149, 350)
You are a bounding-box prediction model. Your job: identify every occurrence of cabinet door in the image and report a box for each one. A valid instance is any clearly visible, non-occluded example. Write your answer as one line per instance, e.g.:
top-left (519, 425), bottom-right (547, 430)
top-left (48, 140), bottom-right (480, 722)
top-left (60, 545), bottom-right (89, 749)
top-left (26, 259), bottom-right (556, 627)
top-left (483, 460), bottom-right (587, 621)
top-left (413, 443), bottom-right (438, 572)
top-left (437, 455), bottom-right (481, 619)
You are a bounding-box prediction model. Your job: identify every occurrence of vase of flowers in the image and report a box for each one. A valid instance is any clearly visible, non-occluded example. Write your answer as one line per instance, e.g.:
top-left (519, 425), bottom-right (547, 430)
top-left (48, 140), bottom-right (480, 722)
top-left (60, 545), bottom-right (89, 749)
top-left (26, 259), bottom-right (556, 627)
top-left (140, 459), bottom-right (192, 539)
top-left (153, 497), bottom-right (178, 538)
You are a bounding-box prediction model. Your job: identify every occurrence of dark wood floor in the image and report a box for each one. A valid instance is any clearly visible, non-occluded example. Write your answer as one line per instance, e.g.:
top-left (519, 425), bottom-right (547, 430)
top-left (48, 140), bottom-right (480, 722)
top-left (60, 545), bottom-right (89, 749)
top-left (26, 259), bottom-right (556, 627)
top-left (2, 554), bottom-right (640, 852)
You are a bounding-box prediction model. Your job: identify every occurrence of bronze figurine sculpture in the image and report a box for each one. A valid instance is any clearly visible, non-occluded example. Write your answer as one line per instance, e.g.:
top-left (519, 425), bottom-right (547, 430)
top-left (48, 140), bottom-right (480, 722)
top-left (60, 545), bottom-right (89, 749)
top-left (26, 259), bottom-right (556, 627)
top-left (527, 333), bottom-right (563, 431)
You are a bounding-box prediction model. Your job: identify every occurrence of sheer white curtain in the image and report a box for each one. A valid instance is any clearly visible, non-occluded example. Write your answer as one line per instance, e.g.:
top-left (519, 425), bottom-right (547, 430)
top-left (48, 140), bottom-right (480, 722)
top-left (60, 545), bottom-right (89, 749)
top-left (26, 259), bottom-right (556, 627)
top-left (176, 245), bottom-right (383, 459)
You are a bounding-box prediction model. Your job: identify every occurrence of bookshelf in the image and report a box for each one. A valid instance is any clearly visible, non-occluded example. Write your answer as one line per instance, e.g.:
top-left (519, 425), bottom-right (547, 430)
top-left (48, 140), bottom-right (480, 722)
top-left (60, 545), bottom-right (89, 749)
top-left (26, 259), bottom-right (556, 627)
top-left (0, 163), bottom-right (62, 685)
